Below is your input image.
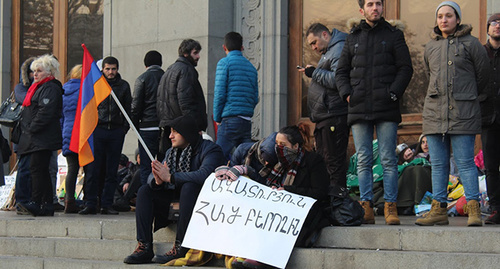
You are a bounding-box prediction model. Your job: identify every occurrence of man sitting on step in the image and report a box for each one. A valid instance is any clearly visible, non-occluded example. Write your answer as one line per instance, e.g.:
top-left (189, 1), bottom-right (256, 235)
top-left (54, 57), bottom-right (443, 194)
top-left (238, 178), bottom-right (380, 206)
top-left (124, 115), bottom-right (225, 264)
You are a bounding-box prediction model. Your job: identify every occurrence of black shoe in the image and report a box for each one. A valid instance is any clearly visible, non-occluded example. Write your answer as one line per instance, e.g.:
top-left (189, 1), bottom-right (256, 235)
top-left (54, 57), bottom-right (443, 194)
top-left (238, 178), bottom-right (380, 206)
top-left (40, 203), bottom-right (55, 216)
top-left (485, 211), bottom-right (500, 224)
top-left (124, 241), bottom-right (154, 264)
top-left (78, 206), bottom-right (97, 215)
top-left (112, 198), bottom-right (131, 212)
top-left (16, 204), bottom-right (30, 215)
top-left (18, 201), bottom-right (43, 216)
top-left (152, 240), bottom-right (187, 264)
top-left (101, 207), bottom-right (119, 215)
top-left (53, 203), bottom-right (65, 212)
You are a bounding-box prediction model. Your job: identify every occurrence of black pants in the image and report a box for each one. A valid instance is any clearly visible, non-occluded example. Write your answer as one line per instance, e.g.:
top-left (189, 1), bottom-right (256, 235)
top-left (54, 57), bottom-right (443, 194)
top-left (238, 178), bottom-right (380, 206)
top-left (135, 182), bottom-right (202, 243)
top-left (314, 115), bottom-right (349, 188)
top-left (482, 122), bottom-right (500, 210)
top-left (29, 150), bottom-right (53, 204)
top-left (65, 153), bottom-right (80, 200)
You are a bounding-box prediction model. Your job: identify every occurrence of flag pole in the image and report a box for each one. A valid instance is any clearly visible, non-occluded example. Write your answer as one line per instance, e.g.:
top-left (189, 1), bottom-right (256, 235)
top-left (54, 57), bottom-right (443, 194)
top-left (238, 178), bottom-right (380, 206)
top-left (109, 90), bottom-right (155, 162)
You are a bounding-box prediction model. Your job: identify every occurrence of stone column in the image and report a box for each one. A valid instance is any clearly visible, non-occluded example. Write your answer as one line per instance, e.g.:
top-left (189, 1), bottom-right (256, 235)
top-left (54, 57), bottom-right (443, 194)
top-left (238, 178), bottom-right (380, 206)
top-left (0, 0), bottom-right (11, 100)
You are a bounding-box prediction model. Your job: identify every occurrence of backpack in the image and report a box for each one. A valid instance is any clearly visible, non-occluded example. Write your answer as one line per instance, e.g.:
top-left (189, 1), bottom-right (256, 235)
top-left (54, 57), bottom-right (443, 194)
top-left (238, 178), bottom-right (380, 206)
top-left (325, 185), bottom-right (364, 226)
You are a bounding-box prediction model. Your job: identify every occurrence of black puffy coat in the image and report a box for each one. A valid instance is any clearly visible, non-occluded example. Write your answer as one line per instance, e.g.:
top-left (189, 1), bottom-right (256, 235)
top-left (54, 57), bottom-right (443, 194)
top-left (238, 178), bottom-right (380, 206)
top-left (97, 73), bottom-right (132, 131)
top-left (131, 65), bottom-right (164, 128)
top-left (157, 57), bottom-right (208, 132)
top-left (308, 28), bottom-right (348, 123)
top-left (336, 18), bottom-right (413, 125)
top-left (17, 79), bottom-right (63, 155)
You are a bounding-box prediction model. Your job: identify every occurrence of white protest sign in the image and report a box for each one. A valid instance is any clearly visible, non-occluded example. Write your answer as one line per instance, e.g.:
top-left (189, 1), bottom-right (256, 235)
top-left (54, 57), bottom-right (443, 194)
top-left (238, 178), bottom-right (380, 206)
top-left (182, 173), bottom-right (316, 269)
top-left (0, 174), bottom-right (16, 209)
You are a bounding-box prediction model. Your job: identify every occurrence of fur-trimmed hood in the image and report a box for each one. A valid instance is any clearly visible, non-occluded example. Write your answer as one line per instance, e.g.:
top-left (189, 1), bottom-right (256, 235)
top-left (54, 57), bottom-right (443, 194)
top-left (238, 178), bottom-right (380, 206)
top-left (430, 24), bottom-right (472, 40)
top-left (20, 57), bottom-right (35, 87)
top-left (346, 17), bottom-right (406, 33)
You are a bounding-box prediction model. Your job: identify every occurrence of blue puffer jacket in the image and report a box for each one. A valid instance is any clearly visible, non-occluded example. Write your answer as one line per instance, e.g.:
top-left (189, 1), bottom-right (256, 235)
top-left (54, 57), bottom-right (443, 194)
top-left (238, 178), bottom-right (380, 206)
top-left (61, 78), bottom-right (80, 156)
top-left (213, 50), bottom-right (258, 122)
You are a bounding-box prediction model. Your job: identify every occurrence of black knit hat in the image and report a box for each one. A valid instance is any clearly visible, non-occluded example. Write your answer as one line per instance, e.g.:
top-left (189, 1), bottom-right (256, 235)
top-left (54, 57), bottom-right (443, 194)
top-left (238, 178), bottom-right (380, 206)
top-left (144, 50), bottom-right (162, 67)
top-left (168, 115), bottom-right (200, 146)
top-left (488, 13), bottom-right (500, 32)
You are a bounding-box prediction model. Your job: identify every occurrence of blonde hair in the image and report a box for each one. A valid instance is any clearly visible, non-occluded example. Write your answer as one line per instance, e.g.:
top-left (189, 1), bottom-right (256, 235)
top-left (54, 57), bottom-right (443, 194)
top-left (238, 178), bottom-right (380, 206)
top-left (30, 54), bottom-right (60, 77)
top-left (68, 64), bottom-right (82, 80)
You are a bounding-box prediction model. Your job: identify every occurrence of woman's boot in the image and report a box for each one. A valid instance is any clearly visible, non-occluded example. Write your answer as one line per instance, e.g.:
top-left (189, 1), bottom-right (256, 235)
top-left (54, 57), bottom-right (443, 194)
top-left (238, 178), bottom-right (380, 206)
top-left (384, 202), bottom-right (400, 225)
top-left (465, 200), bottom-right (482, 226)
top-left (64, 198), bottom-right (80, 214)
top-left (415, 199), bottom-right (449, 226)
top-left (359, 201), bottom-right (375, 224)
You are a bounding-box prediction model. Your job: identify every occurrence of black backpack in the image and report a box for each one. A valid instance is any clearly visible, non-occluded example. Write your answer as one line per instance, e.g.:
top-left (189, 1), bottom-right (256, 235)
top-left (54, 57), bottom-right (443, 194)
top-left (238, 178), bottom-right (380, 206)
top-left (325, 185), bottom-right (364, 226)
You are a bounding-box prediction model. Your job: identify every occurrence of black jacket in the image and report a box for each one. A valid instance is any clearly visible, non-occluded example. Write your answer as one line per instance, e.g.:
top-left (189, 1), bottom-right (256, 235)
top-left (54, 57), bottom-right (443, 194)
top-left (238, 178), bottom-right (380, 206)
top-left (481, 41), bottom-right (500, 127)
top-left (336, 18), bottom-right (413, 125)
top-left (98, 73), bottom-right (132, 131)
top-left (131, 65), bottom-right (164, 128)
top-left (18, 79), bottom-right (63, 155)
top-left (308, 29), bottom-right (348, 123)
top-left (157, 57), bottom-right (208, 132)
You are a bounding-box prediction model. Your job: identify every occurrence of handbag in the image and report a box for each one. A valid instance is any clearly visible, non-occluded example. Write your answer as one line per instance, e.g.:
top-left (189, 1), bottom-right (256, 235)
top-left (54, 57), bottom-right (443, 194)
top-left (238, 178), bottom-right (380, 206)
top-left (0, 92), bottom-right (23, 127)
top-left (325, 185), bottom-right (364, 226)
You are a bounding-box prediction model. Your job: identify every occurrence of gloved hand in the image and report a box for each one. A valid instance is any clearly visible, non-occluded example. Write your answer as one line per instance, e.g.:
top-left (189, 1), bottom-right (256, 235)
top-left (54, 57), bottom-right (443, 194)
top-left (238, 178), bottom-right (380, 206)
top-left (215, 165), bottom-right (230, 180)
top-left (226, 165), bottom-right (248, 181)
top-left (304, 66), bottom-right (316, 78)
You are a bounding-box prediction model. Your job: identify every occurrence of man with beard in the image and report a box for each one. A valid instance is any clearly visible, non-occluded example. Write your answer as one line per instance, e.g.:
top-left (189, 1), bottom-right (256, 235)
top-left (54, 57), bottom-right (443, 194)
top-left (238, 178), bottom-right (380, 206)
top-left (336, 0), bottom-right (413, 225)
top-left (157, 39), bottom-right (207, 157)
top-left (482, 13), bottom-right (500, 224)
top-left (79, 56), bottom-right (132, 215)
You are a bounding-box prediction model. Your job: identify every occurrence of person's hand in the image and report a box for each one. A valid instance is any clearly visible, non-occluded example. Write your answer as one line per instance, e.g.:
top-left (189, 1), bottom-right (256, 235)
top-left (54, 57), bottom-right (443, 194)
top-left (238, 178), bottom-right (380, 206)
top-left (216, 122), bottom-right (221, 126)
top-left (271, 186), bottom-right (285, 191)
top-left (346, 95), bottom-right (350, 103)
top-left (215, 165), bottom-right (230, 180)
top-left (226, 165), bottom-right (247, 181)
top-left (304, 65), bottom-right (315, 78)
top-left (152, 160), bottom-right (171, 184)
top-left (122, 183), bottom-right (130, 193)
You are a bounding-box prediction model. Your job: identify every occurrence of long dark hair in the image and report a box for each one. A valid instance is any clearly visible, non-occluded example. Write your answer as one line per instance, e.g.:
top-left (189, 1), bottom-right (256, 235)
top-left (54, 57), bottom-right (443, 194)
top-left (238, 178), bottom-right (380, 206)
top-left (278, 123), bottom-right (313, 151)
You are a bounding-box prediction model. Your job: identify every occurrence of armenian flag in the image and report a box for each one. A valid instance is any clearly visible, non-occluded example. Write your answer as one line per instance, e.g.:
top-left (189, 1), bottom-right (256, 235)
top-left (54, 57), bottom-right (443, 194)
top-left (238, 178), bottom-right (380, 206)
top-left (69, 44), bottom-right (111, 166)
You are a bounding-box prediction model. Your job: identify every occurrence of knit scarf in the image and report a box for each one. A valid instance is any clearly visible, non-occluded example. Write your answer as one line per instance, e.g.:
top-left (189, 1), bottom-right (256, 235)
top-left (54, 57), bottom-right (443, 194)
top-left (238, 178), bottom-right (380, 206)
top-left (266, 145), bottom-right (304, 188)
top-left (22, 76), bottom-right (54, 107)
top-left (245, 139), bottom-right (272, 178)
top-left (166, 145), bottom-right (193, 174)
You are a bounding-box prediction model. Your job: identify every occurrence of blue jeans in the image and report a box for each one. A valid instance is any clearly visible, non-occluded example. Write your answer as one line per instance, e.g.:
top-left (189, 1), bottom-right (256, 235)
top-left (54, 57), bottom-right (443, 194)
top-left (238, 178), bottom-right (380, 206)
top-left (427, 134), bottom-right (479, 203)
top-left (83, 127), bottom-right (125, 208)
top-left (138, 130), bottom-right (159, 185)
top-left (351, 121), bottom-right (398, 202)
top-left (216, 117), bottom-right (252, 160)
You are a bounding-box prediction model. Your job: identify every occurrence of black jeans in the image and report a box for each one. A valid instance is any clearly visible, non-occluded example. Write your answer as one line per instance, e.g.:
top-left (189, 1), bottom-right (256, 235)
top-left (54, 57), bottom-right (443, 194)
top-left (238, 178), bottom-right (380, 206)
top-left (29, 150), bottom-right (53, 204)
top-left (314, 115), bottom-right (349, 188)
top-left (65, 153), bottom-right (79, 200)
top-left (482, 122), bottom-right (500, 210)
top-left (138, 130), bottom-right (160, 185)
top-left (135, 182), bottom-right (202, 244)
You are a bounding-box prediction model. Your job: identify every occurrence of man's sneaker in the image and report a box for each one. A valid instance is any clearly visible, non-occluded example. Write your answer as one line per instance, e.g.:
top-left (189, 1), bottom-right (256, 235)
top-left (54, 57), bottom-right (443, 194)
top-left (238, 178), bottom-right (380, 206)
top-left (17, 201), bottom-right (43, 216)
top-left (123, 241), bottom-right (154, 264)
top-left (100, 207), bottom-right (119, 215)
top-left (16, 204), bottom-right (29, 215)
top-left (485, 210), bottom-right (500, 224)
top-left (152, 240), bottom-right (187, 264)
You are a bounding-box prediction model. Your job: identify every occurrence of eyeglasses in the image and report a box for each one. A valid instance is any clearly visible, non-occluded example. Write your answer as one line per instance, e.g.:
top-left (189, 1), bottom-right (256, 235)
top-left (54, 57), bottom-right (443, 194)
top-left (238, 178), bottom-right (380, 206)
top-left (490, 21), bottom-right (500, 27)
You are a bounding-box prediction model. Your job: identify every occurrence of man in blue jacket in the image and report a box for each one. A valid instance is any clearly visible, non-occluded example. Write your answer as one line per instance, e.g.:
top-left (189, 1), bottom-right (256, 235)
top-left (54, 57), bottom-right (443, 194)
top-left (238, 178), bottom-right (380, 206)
top-left (123, 114), bottom-right (225, 264)
top-left (213, 32), bottom-right (259, 160)
top-left (299, 23), bottom-right (349, 189)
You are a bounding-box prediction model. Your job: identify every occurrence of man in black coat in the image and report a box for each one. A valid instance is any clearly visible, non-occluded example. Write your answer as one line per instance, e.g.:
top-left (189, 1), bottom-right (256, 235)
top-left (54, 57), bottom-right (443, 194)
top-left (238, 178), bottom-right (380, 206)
top-left (79, 56), bottom-right (132, 215)
top-left (130, 50), bottom-right (164, 186)
top-left (156, 39), bottom-right (208, 155)
top-left (335, 0), bottom-right (413, 225)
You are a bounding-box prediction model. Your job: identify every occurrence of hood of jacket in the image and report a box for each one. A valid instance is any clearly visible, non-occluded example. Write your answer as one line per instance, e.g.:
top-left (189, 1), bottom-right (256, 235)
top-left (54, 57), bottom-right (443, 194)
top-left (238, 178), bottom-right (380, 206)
top-left (346, 17), bottom-right (406, 33)
top-left (63, 79), bottom-right (80, 96)
top-left (431, 24), bottom-right (472, 40)
top-left (329, 28), bottom-right (347, 50)
top-left (20, 57), bottom-right (36, 87)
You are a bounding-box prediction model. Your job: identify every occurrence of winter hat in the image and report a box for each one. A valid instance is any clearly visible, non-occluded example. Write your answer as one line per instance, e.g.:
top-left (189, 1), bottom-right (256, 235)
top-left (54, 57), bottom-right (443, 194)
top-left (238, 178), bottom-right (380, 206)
top-left (168, 115), bottom-right (200, 145)
top-left (144, 50), bottom-right (162, 67)
top-left (119, 154), bottom-right (129, 167)
top-left (436, 1), bottom-right (461, 21)
top-left (396, 143), bottom-right (409, 155)
top-left (488, 13), bottom-right (500, 31)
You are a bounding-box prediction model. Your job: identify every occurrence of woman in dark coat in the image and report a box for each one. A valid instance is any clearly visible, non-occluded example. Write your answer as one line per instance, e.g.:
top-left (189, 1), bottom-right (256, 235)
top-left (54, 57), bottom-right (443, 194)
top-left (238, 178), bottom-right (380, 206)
top-left (216, 124), bottom-right (330, 268)
top-left (17, 54), bottom-right (63, 217)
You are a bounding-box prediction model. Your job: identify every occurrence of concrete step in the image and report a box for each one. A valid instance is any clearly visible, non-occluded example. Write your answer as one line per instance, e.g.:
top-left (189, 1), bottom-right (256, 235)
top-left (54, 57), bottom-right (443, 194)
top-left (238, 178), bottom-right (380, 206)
top-left (2, 210), bottom-right (500, 268)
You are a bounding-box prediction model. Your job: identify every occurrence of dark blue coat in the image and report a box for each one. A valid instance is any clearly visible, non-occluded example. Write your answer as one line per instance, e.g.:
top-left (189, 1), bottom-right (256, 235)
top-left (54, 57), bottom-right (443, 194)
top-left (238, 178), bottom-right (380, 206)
top-left (61, 79), bottom-right (80, 156)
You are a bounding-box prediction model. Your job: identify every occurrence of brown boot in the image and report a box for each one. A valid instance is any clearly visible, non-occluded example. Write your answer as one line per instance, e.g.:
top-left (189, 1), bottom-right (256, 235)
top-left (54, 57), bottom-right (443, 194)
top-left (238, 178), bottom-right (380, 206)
top-left (64, 198), bottom-right (80, 214)
top-left (359, 201), bottom-right (375, 224)
top-left (415, 200), bottom-right (449, 226)
top-left (384, 202), bottom-right (400, 225)
top-left (464, 200), bottom-right (482, 226)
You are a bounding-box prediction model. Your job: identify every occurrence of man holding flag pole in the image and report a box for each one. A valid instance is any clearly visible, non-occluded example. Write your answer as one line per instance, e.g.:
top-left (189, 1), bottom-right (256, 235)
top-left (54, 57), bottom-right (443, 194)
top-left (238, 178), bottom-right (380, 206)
top-left (71, 46), bottom-right (133, 215)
